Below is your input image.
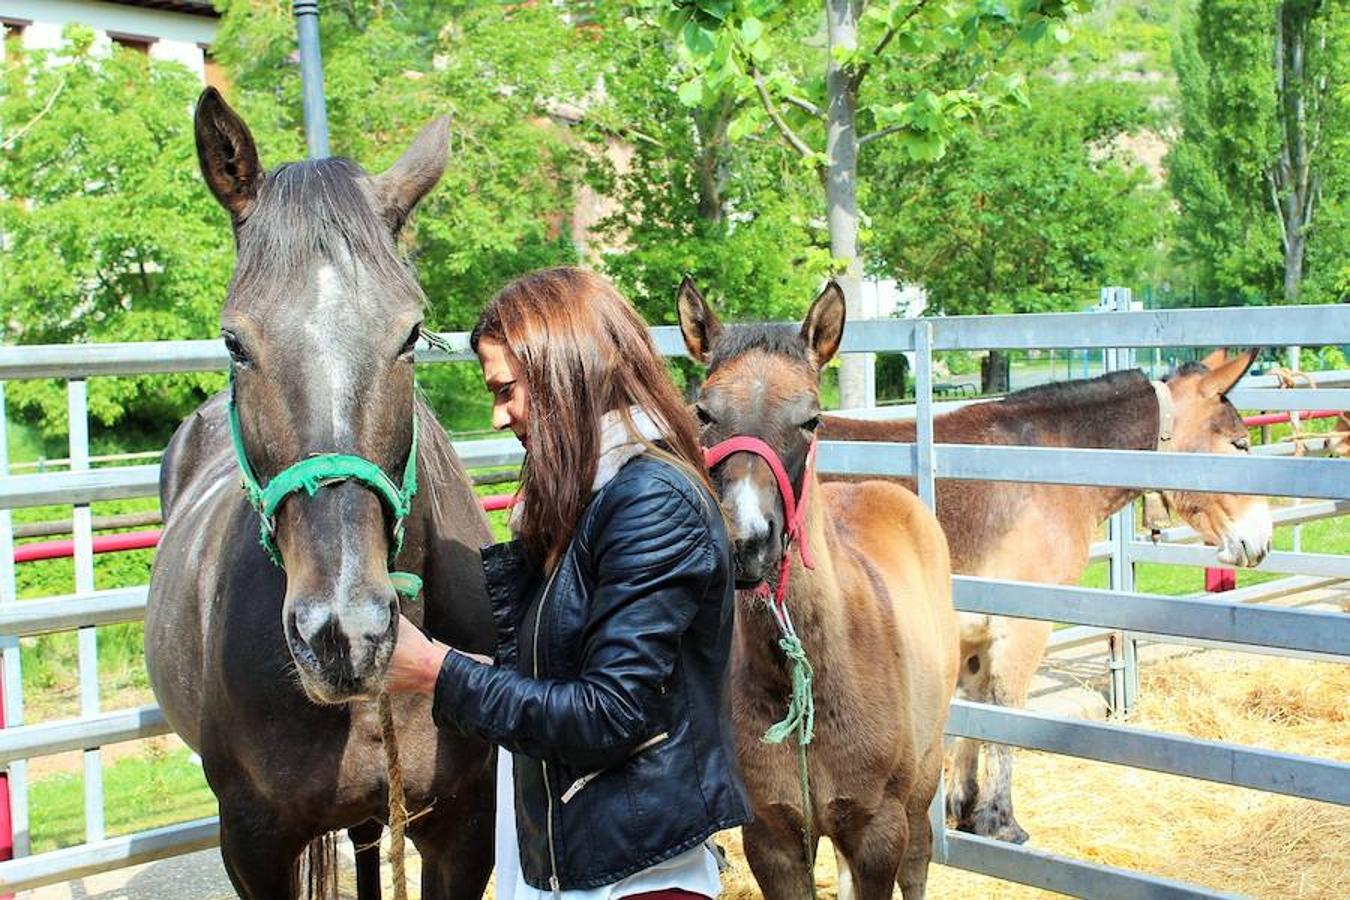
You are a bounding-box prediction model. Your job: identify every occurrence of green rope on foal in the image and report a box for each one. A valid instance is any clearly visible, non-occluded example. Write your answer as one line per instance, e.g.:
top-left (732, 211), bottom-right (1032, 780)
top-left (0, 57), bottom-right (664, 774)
top-left (760, 617), bottom-right (818, 898)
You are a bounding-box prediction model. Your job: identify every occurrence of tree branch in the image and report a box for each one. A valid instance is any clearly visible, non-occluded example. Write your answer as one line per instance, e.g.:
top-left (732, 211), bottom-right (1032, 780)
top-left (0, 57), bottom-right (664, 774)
top-left (858, 123), bottom-right (904, 147)
top-left (1266, 168), bottom-right (1291, 256)
top-left (783, 94), bottom-right (825, 119)
top-left (1, 76), bottom-right (68, 151)
top-left (750, 63), bottom-right (815, 160)
top-left (853, 0), bottom-right (935, 90)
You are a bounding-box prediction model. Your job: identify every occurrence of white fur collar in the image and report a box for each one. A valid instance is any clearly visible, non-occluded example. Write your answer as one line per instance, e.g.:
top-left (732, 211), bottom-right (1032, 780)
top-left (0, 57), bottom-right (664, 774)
top-left (510, 407), bottom-right (667, 536)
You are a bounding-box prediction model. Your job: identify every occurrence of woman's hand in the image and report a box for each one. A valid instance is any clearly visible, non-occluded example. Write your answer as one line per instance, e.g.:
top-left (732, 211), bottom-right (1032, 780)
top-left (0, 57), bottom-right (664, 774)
top-left (385, 615), bottom-right (451, 695)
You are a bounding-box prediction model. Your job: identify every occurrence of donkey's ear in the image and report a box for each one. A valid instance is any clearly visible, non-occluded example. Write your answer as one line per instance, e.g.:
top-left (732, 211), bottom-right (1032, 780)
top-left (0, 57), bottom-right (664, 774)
top-left (372, 116), bottom-right (450, 234)
top-left (801, 280), bottom-right (846, 368)
top-left (677, 276), bottom-right (721, 365)
top-left (1200, 347), bottom-right (1231, 370)
top-left (194, 88), bottom-right (262, 222)
top-left (1201, 347), bottom-right (1259, 398)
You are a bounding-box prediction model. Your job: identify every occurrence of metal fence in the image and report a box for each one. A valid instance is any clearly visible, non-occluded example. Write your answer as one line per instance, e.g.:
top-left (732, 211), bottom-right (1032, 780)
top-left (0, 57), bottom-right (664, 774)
top-left (0, 302), bottom-right (1347, 896)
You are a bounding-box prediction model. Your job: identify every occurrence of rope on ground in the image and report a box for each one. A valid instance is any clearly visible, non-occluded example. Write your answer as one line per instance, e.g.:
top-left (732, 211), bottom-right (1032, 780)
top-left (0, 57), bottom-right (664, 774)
top-left (379, 691), bottom-right (410, 900)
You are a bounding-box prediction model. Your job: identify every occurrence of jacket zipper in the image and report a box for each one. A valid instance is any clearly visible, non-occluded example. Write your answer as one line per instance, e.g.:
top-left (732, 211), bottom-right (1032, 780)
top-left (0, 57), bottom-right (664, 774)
top-left (532, 565), bottom-right (563, 897)
top-left (560, 731), bottom-right (670, 804)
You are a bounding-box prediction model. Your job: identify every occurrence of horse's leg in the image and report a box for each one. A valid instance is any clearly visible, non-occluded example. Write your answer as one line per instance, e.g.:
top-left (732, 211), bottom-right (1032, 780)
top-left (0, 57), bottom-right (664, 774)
top-left (407, 771), bottom-right (495, 899)
top-left (833, 799), bottom-right (907, 900)
top-left (741, 816), bottom-right (819, 900)
top-left (349, 819), bottom-right (384, 900)
top-left (218, 802), bottom-right (310, 900)
top-left (833, 842), bottom-right (856, 900)
top-left (970, 618), bottom-right (1050, 844)
top-left (947, 626), bottom-right (991, 832)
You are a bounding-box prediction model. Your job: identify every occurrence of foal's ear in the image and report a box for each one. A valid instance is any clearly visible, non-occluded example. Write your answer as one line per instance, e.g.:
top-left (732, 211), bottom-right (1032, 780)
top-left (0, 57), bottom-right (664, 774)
top-left (1200, 347), bottom-right (1259, 398)
top-left (801, 280), bottom-right (846, 368)
top-left (677, 276), bottom-right (721, 365)
top-left (372, 116), bottom-right (451, 234)
top-left (194, 88), bottom-right (263, 222)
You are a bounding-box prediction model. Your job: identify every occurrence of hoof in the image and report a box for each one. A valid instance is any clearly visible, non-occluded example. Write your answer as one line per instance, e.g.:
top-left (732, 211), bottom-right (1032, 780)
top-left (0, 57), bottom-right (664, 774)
top-left (971, 806), bottom-right (1030, 845)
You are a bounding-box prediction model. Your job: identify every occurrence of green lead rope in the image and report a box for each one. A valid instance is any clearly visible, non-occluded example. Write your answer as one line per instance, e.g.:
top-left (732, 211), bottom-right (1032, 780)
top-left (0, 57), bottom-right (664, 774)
top-left (760, 612), bottom-right (817, 898)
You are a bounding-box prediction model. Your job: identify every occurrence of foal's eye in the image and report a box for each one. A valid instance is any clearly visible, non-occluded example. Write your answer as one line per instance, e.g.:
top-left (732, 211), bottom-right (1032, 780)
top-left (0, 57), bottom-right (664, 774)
top-left (695, 405), bottom-right (716, 426)
top-left (400, 323), bottom-right (422, 357)
top-left (223, 332), bottom-right (249, 365)
top-left (1232, 436), bottom-right (1251, 452)
top-left (800, 415), bottom-right (822, 433)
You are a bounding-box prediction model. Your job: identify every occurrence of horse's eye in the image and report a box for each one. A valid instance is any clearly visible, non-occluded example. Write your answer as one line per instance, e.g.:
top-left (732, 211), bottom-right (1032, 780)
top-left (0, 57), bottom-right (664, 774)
top-left (1232, 436), bottom-right (1251, 452)
top-left (400, 323), bottom-right (422, 357)
top-left (223, 332), bottom-right (249, 365)
top-left (695, 405), bottom-right (716, 426)
top-left (801, 415), bottom-right (822, 433)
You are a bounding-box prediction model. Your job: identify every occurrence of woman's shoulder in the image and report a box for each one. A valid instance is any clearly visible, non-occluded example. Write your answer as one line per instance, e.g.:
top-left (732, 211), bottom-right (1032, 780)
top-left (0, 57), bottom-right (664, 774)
top-left (583, 454), bottom-right (722, 550)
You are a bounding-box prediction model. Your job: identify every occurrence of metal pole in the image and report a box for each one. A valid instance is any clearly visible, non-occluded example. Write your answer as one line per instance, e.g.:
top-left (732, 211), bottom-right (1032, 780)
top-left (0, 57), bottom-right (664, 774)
top-left (293, 1), bottom-right (331, 159)
top-left (67, 381), bottom-right (104, 842)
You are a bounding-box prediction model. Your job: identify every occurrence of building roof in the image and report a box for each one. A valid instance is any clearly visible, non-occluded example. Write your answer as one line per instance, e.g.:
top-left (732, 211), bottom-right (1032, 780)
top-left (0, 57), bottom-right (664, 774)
top-left (100, 0), bottom-right (219, 17)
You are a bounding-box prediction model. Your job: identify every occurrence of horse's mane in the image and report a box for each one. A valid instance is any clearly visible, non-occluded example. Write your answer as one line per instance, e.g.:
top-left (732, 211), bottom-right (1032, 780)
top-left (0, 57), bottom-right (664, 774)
top-left (229, 157), bottom-right (424, 310)
top-left (998, 368), bottom-right (1148, 410)
top-left (708, 324), bottom-right (810, 372)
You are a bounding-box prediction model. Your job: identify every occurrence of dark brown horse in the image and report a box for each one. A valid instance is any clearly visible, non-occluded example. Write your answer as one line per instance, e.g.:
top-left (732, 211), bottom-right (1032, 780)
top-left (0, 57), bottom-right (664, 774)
top-left (682, 282), bottom-right (959, 900)
top-left (821, 348), bottom-right (1272, 845)
top-left (145, 90), bottom-right (496, 898)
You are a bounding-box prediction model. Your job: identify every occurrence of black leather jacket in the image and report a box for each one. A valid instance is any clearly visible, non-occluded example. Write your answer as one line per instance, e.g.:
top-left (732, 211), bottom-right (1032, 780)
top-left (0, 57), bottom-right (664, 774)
top-left (432, 455), bottom-right (751, 891)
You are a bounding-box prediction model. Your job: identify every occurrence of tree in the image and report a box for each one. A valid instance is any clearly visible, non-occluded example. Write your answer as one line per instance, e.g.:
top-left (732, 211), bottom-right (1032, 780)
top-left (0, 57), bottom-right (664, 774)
top-left (868, 77), bottom-right (1168, 323)
top-left (1167, 0), bottom-right (1347, 304)
top-left (642, 0), bottom-right (1090, 407)
top-left (0, 26), bottom-right (233, 440)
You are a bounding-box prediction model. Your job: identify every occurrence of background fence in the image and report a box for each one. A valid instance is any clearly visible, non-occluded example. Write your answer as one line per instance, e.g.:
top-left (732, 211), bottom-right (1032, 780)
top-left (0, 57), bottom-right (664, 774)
top-left (0, 300), bottom-right (1347, 896)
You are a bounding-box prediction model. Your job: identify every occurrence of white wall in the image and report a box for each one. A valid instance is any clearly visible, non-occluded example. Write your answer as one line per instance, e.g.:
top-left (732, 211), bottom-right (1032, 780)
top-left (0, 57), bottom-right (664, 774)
top-left (0, 0), bottom-right (217, 77)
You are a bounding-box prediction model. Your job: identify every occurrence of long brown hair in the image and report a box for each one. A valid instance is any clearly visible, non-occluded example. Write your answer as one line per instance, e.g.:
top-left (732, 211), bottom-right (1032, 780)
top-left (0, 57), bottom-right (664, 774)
top-left (471, 267), bottom-right (711, 564)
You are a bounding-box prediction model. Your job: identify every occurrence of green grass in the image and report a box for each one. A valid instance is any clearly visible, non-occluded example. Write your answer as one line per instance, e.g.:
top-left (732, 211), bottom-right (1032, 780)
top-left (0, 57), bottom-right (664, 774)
top-left (29, 745), bottom-right (216, 854)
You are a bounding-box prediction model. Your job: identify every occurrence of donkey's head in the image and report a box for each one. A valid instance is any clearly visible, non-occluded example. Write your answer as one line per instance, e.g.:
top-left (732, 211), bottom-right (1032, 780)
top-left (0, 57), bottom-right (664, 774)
top-left (196, 88), bottom-right (448, 703)
top-left (1155, 348), bottom-right (1272, 567)
top-left (679, 278), bottom-right (845, 590)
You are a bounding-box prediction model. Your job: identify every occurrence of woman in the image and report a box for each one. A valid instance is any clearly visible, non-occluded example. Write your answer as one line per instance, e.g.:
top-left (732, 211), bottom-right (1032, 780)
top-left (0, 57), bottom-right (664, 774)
top-left (386, 267), bottom-right (749, 899)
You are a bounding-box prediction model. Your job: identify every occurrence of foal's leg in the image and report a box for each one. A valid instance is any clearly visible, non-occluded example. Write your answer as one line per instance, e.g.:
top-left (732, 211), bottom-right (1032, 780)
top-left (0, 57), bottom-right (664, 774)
top-left (898, 753), bottom-right (942, 900)
top-left (833, 798), bottom-right (908, 900)
top-left (742, 815), bottom-right (820, 900)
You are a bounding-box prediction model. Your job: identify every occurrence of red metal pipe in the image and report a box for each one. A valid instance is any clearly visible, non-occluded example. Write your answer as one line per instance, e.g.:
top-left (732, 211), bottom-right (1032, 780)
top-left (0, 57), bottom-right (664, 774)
top-left (12, 495), bottom-right (518, 564)
top-left (1242, 409), bottom-right (1340, 427)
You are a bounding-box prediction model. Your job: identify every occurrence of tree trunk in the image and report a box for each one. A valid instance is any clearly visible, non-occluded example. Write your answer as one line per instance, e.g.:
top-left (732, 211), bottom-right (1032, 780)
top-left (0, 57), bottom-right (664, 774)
top-left (826, 0), bottom-right (869, 410)
top-left (981, 350), bottom-right (1011, 394)
top-left (694, 99), bottom-right (734, 224)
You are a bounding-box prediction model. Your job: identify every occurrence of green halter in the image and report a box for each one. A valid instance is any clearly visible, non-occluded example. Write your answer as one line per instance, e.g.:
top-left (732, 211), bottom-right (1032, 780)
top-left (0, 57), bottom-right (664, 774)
top-left (227, 371), bottom-right (424, 601)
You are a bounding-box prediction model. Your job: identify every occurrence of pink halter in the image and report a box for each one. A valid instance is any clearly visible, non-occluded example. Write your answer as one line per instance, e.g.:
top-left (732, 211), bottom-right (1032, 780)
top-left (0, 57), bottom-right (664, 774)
top-left (703, 435), bottom-right (817, 604)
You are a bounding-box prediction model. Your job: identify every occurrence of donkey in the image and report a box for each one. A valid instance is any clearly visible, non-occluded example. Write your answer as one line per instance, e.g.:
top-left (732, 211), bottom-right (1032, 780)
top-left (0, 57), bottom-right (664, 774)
top-left (819, 348), bottom-right (1273, 844)
top-left (681, 282), bottom-right (960, 900)
top-left (145, 89), bottom-right (496, 899)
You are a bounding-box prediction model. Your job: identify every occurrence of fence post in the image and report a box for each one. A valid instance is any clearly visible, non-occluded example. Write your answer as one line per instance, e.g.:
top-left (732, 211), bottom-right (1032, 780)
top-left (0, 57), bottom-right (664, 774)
top-left (1101, 288), bottom-right (1139, 716)
top-left (0, 383), bottom-right (28, 861)
top-left (913, 321), bottom-right (948, 862)
top-left (67, 380), bottom-right (104, 842)
top-left (293, 0), bottom-right (331, 160)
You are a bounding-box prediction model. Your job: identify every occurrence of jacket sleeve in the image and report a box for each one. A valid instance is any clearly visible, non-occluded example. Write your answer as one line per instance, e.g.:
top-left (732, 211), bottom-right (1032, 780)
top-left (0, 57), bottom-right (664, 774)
top-left (431, 473), bottom-right (716, 770)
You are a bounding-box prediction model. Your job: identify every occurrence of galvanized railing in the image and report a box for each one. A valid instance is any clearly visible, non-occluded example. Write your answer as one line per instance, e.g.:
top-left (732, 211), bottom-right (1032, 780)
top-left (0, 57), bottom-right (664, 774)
top-left (0, 301), bottom-right (1347, 896)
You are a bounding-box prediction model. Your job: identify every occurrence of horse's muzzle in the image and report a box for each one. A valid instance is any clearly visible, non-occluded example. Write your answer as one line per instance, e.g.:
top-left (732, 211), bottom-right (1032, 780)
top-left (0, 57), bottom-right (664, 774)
top-left (284, 592), bottom-right (398, 703)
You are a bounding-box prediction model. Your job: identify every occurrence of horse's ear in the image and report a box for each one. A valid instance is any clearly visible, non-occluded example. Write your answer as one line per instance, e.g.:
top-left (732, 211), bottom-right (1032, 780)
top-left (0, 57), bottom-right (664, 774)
top-left (677, 276), bottom-right (721, 365)
top-left (194, 88), bottom-right (263, 222)
top-left (1201, 347), bottom-right (1259, 398)
top-left (372, 116), bottom-right (450, 234)
top-left (1200, 348), bottom-right (1230, 370)
top-left (801, 280), bottom-right (846, 368)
